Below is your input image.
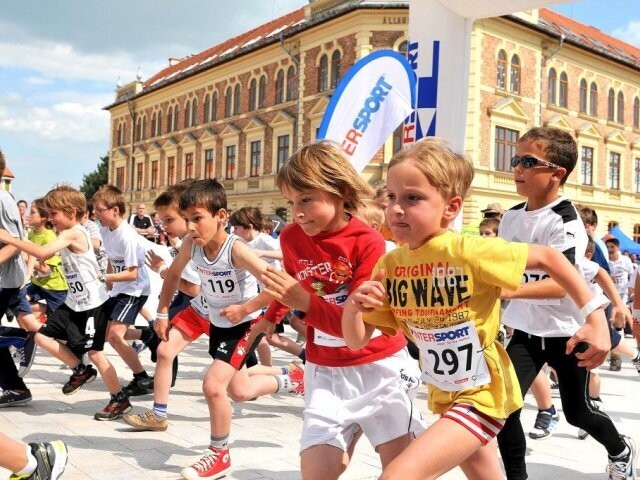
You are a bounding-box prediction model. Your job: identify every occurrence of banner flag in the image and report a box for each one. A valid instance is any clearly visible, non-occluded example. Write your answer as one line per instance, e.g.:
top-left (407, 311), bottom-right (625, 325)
top-left (318, 50), bottom-right (416, 173)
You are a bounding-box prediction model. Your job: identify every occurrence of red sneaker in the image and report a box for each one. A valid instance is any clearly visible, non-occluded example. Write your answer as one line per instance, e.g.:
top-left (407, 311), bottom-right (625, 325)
top-left (181, 447), bottom-right (231, 480)
top-left (288, 363), bottom-right (305, 397)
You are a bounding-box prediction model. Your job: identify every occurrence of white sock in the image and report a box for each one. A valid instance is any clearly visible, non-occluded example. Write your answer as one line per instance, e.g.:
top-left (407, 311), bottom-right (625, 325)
top-left (15, 445), bottom-right (37, 476)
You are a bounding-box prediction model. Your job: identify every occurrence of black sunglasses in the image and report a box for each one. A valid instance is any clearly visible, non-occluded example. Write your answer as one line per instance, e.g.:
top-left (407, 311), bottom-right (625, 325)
top-left (510, 154), bottom-right (560, 170)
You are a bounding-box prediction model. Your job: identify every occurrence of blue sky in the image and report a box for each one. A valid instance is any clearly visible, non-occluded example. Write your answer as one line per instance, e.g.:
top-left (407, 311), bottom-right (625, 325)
top-left (1, 0), bottom-right (638, 203)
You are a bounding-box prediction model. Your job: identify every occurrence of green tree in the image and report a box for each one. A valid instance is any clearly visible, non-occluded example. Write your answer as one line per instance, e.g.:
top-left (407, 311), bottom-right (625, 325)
top-left (80, 154), bottom-right (109, 199)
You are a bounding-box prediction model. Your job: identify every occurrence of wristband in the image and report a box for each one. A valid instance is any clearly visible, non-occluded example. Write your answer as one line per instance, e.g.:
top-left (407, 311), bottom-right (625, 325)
top-left (156, 312), bottom-right (169, 321)
top-left (580, 294), bottom-right (610, 319)
top-left (157, 264), bottom-right (168, 275)
top-left (633, 309), bottom-right (640, 324)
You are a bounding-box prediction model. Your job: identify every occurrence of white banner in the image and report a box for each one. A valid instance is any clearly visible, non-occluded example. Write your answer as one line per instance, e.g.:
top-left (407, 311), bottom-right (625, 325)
top-left (318, 50), bottom-right (416, 173)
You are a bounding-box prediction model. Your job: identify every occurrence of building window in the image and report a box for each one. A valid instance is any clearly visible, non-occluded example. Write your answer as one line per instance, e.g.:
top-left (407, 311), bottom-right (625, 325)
top-left (135, 118), bottom-right (142, 142)
top-left (330, 50), bottom-right (341, 88)
top-left (155, 111), bottom-right (162, 136)
top-left (151, 160), bottom-right (158, 189)
top-left (635, 157), bottom-right (640, 194)
top-left (258, 76), bottom-right (267, 108)
top-left (634, 224), bottom-right (640, 243)
top-left (277, 135), bottom-right (289, 171)
top-left (634, 97), bottom-right (640, 129)
top-left (580, 146), bottom-right (593, 186)
top-left (496, 50), bottom-right (506, 90)
top-left (249, 79), bottom-right (257, 111)
top-left (116, 167), bottom-right (125, 190)
top-left (617, 91), bottom-right (624, 124)
top-left (286, 66), bottom-right (296, 101)
top-left (547, 68), bottom-right (557, 105)
top-left (494, 126), bottom-right (518, 172)
top-left (609, 152), bottom-right (620, 190)
top-left (393, 126), bottom-right (403, 154)
top-left (233, 84), bottom-right (241, 115)
top-left (318, 54), bottom-right (328, 92)
top-left (136, 163), bottom-right (143, 191)
top-left (275, 69), bottom-right (285, 104)
top-left (173, 106), bottom-right (179, 132)
top-left (204, 94), bottom-right (211, 123)
top-left (167, 156), bottom-right (175, 186)
top-left (608, 88), bottom-right (615, 121)
top-left (184, 100), bottom-right (192, 128)
top-left (151, 112), bottom-right (157, 137)
top-left (579, 79), bottom-right (587, 114)
top-left (167, 107), bottom-right (174, 132)
top-left (509, 54), bottom-right (520, 94)
top-left (559, 72), bottom-right (568, 108)
top-left (204, 149), bottom-right (214, 179)
top-left (185, 153), bottom-right (194, 179)
top-left (225, 86), bottom-right (232, 117)
top-left (589, 82), bottom-right (598, 116)
top-left (608, 221), bottom-right (619, 231)
top-left (250, 140), bottom-right (261, 177)
top-left (211, 92), bottom-right (218, 121)
top-left (225, 145), bottom-right (236, 179)
top-left (191, 98), bottom-right (198, 126)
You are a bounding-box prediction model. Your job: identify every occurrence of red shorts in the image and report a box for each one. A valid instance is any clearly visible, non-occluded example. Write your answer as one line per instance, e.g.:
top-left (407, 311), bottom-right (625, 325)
top-left (442, 403), bottom-right (505, 445)
top-left (171, 306), bottom-right (210, 341)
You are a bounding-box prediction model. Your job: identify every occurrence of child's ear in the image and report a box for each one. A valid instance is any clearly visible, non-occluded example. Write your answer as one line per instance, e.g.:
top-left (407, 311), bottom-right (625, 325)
top-left (553, 167), bottom-right (567, 183)
top-left (444, 196), bottom-right (463, 221)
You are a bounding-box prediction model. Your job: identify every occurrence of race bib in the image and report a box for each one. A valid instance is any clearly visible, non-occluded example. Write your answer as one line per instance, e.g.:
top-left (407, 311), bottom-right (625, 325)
top-left (409, 320), bottom-right (490, 392)
top-left (111, 259), bottom-right (127, 274)
top-left (200, 267), bottom-right (242, 305)
top-left (518, 270), bottom-right (560, 306)
top-left (66, 271), bottom-right (89, 303)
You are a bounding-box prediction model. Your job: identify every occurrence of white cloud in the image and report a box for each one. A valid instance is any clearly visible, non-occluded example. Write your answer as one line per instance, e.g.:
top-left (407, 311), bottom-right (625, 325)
top-left (25, 76), bottom-right (53, 86)
top-left (612, 21), bottom-right (640, 47)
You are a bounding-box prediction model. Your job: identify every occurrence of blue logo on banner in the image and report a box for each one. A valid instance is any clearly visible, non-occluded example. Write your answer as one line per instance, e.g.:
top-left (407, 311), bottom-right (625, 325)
top-left (405, 40), bottom-right (440, 141)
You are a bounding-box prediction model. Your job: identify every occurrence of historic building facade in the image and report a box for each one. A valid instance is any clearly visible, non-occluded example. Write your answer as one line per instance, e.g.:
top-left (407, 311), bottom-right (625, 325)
top-left (105, 0), bottom-right (640, 240)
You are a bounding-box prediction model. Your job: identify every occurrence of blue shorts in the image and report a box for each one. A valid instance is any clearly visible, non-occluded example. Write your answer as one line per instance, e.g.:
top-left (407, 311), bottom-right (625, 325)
top-left (103, 294), bottom-right (148, 325)
top-left (609, 325), bottom-right (622, 350)
top-left (0, 287), bottom-right (32, 316)
top-left (26, 283), bottom-right (67, 312)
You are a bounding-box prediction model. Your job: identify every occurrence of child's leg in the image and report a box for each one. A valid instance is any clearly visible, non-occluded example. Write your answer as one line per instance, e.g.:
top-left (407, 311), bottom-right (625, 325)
top-left (459, 439), bottom-right (504, 480)
top-left (531, 369), bottom-right (553, 410)
top-left (106, 321), bottom-right (145, 374)
top-left (35, 333), bottom-right (80, 368)
top-left (301, 445), bottom-right (351, 480)
top-left (376, 433), bottom-right (413, 469)
top-left (154, 328), bottom-right (192, 405)
top-left (267, 332), bottom-right (305, 358)
top-left (87, 350), bottom-right (120, 394)
top-left (380, 417), bottom-right (498, 480)
top-left (255, 336), bottom-right (272, 366)
top-left (202, 360), bottom-right (237, 437)
top-left (227, 367), bottom-right (278, 402)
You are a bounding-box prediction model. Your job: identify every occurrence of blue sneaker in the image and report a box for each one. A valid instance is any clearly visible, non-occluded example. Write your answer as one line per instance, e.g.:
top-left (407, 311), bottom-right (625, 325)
top-left (529, 409), bottom-right (559, 440)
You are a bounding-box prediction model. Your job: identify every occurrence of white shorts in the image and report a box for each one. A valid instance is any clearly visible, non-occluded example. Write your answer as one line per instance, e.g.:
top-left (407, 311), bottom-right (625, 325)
top-left (300, 348), bottom-right (425, 453)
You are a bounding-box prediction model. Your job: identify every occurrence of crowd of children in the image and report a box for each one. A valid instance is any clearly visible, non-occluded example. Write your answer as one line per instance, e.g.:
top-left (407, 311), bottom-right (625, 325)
top-left (0, 126), bottom-right (638, 480)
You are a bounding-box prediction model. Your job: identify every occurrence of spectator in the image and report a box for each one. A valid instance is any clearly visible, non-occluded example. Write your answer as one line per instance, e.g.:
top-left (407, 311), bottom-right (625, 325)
top-left (17, 199), bottom-right (30, 229)
top-left (481, 202), bottom-right (505, 220)
top-left (128, 203), bottom-right (155, 241)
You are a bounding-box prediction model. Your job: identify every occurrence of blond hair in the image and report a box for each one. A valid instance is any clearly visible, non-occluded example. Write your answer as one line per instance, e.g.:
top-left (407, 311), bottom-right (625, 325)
top-left (276, 140), bottom-right (373, 213)
top-left (92, 185), bottom-right (126, 217)
top-left (357, 199), bottom-right (385, 231)
top-left (43, 184), bottom-right (86, 221)
top-left (389, 137), bottom-right (474, 200)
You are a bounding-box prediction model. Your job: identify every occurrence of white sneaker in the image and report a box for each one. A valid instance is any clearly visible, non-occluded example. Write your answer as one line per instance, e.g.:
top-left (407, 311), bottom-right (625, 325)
top-left (606, 436), bottom-right (637, 480)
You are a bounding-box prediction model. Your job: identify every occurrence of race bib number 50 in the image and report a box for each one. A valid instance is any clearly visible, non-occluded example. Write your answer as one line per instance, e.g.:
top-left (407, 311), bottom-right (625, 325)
top-left (409, 320), bottom-right (490, 392)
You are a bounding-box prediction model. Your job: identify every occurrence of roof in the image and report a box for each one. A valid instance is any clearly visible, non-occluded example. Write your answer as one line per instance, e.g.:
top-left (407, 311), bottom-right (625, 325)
top-left (536, 8), bottom-right (640, 69)
top-left (1, 165), bottom-right (14, 178)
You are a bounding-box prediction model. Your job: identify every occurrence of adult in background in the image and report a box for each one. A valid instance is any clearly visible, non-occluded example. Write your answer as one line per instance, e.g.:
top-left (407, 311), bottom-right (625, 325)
top-left (129, 203), bottom-right (155, 241)
top-left (480, 202), bottom-right (505, 221)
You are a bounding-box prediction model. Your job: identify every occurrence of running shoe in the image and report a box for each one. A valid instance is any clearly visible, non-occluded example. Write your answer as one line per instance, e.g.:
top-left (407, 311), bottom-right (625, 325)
top-left (94, 391), bottom-right (132, 421)
top-left (62, 365), bottom-right (97, 395)
top-left (0, 389), bottom-right (32, 407)
top-left (288, 362), bottom-right (304, 397)
top-left (529, 409), bottom-right (559, 440)
top-left (607, 435), bottom-right (637, 480)
top-left (123, 410), bottom-right (168, 431)
top-left (181, 447), bottom-right (231, 480)
top-left (9, 440), bottom-right (68, 480)
top-left (631, 347), bottom-right (640, 376)
top-left (18, 332), bottom-right (37, 378)
top-left (123, 376), bottom-right (154, 397)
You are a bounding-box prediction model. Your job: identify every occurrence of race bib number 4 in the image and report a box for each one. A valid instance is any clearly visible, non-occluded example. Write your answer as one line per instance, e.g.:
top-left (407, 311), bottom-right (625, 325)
top-left (409, 320), bottom-right (490, 392)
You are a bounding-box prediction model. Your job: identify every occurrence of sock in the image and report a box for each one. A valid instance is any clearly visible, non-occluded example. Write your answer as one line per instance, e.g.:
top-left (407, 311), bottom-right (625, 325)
top-left (632, 349), bottom-right (640, 362)
top-left (279, 367), bottom-right (288, 375)
top-left (298, 349), bottom-right (306, 363)
top-left (610, 444), bottom-right (630, 460)
top-left (153, 402), bottom-right (168, 418)
top-left (590, 396), bottom-right (602, 402)
top-left (73, 362), bottom-right (86, 375)
top-left (210, 434), bottom-right (229, 450)
top-left (542, 405), bottom-right (556, 415)
top-left (14, 445), bottom-right (37, 476)
top-left (133, 370), bottom-right (148, 379)
top-left (274, 375), bottom-right (292, 393)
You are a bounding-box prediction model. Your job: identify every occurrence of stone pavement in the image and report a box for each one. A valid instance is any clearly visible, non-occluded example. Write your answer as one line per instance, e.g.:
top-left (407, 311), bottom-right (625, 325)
top-left (1, 327), bottom-right (639, 480)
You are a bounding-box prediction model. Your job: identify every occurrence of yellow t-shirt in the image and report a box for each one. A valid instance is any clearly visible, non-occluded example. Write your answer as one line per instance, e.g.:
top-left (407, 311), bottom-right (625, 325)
top-left (364, 230), bottom-right (528, 419)
top-left (28, 229), bottom-right (68, 292)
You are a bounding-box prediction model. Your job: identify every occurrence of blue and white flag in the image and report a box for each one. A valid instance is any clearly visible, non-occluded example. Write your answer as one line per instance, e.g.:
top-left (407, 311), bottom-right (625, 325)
top-left (318, 50), bottom-right (416, 173)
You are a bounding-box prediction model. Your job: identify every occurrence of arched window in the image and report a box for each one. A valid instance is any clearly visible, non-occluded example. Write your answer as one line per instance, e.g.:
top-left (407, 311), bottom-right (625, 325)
top-left (330, 50), bottom-right (341, 88)
top-left (634, 96), bottom-right (640, 129)
top-left (225, 86), bottom-right (233, 117)
top-left (509, 54), bottom-right (520, 94)
top-left (156, 110), bottom-right (162, 135)
top-left (142, 115), bottom-right (147, 140)
top-left (275, 69), bottom-right (285, 104)
top-left (589, 82), bottom-right (598, 116)
top-left (258, 76), bottom-right (266, 108)
top-left (318, 54), bottom-right (328, 92)
top-left (249, 78), bottom-right (257, 111)
top-left (184, 100), bottom-right (191, 128)
top-left (192, 99), bottom-right (198, 126)
top-left (211, 91), bottom-right (218, 121)
top-left (496, 50), bottom-right (507, 90)
top-left (151, 112), bottom-right (157, 136)
top-left (398, 40), bottom-right (408, 58)
top-left (617, 91), bottom-right (624, 124)
top-left (559, 72), bottom-right (568, 108)
top-left (608, 88), bottom-right (615, 121)
top-left (286, 66), bottom-right (296, 101)
top-left (204, 94), bottom-right (211, 123)
top-left (233, 84), bottom-right (241, 115)
top-left (547, 68), bottom-right (557, 104)
top-left (579, 79), bottom-right (587, 114)
top-left (173, 105), bottom-right (179, 131)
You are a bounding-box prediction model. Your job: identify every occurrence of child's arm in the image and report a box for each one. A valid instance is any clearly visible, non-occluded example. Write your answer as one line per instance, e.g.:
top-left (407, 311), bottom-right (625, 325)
top-left (105, 266), bottom-right (137, 284)
top-left (252, 248), bottom-right (283, 260)
top-left (594, 267), bottom-right (632, 329)
top-left (501, 278), bottom-right (565, 300)
top-left (220, 291), bottom-right (272, 324)
top-left (342, 269), bottom-right (386, 350)
top-left (528, 244), bottom-right (610, 369)
top-left (0, 228), bottom-right (78, 261)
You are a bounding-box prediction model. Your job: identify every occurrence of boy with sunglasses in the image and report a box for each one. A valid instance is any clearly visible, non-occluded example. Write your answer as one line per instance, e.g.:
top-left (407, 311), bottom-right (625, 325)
top-left (496, 127), bottom-right (636, 480)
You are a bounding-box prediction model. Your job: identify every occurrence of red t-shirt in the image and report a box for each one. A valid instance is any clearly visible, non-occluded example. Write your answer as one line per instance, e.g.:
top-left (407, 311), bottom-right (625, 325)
top-left (264, 217), bottom-right (406, 367)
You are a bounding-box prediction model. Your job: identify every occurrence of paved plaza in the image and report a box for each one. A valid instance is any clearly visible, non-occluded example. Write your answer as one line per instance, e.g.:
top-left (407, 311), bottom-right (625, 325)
top-left (1, 326), bottom-right (639, 480)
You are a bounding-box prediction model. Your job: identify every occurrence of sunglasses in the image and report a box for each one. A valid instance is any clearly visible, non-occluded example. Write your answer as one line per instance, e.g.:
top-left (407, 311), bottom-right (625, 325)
top-left (510, 155), bottom-right (560, 170)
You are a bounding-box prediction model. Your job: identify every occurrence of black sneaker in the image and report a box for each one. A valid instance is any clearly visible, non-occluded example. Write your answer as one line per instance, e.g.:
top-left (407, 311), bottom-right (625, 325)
top-left (123, 375), bottom-right (153, 397)
top-left (94, 391), bottom-right (132, 421)
top-left (0, 389), bottom-right (32, 407)
top-left (529, 409), bottom-right (559, 440)
top-left (18, 332), bottom-right (37, 378)
top-left (62, 364), bottom-right (97, 395)
top-left (10, 440), bottom-right (69, 480)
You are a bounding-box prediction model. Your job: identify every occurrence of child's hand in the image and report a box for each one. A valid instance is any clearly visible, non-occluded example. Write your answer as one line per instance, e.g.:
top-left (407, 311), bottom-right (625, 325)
top-left (610, 305), bottom-right (632, 329)
top-left (261, 265), bottom-right (309, 311)
top-left (345, 269), bottom-right (386, 313)
top-left (245, 315), bottom-right (275, 348)
top-left (566, 308), bottom-right (611, 370)
top-left (145, 250), bottom-right (164, 272)
top-left (154, 317), bottom-right (170, 342)
top-left (220, 304), bottom-right (247, 324)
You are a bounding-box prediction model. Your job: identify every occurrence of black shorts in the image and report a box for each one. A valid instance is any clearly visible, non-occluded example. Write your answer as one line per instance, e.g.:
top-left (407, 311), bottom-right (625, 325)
top-left (39, 303), bottom-right (108, 355)
top-left (103, 294), bottom-right (148, 325)
top-left (208, 320), bottom-right (264, 369)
